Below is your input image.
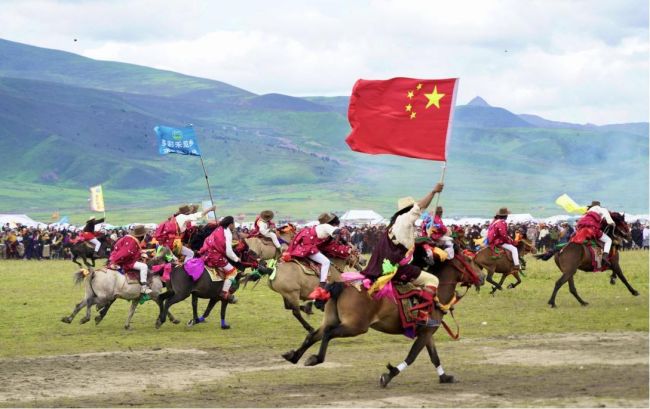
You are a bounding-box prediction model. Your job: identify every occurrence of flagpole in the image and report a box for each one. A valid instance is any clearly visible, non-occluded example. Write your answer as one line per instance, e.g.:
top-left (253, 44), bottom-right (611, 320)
top-left (199, 155), bottom-right (216, 208)
top-left (434, 161), bottom-right (447, 209)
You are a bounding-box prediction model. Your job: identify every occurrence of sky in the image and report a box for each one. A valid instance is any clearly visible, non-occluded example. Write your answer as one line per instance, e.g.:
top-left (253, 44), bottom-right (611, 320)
top-left (0, 0), bottom-right (648, 125)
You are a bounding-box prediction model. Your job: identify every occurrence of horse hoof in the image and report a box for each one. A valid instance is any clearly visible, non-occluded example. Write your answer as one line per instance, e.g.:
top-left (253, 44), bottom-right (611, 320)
top-left (379, 373), bottom-right (392, 388)
top-left (304, 355), bottom-right (321, 366)
top-left (61, 317), bottom-right (72, 324)
top-left (172, 319), bottom-right (181, 325)
top-left (186, 319), bottom-right (195, 327)
top-left (439, 374), bottom-right (455, 383)
top-left (155, 319), bottom-right (162, 329)
top-left (580, 302), bottom-right (589, 307)
top-left (632, 290), bottom-right (640, 296)
top-left (282, 350), bottom-right (298, 364)
top-left (124, 325), bottom-right (131, 330)
top-left (94, 316), bottom-right (102, 325)
top-left (221, 324), bottom-right (231, 330)
top-left (610, 277), bottom-right (617, 285)
top-left (549, 303), bottom-right (557, 309)
top-left (507, 284), bottom-right (515, 289)
top-left (79, 317), bottom-right (90, 325)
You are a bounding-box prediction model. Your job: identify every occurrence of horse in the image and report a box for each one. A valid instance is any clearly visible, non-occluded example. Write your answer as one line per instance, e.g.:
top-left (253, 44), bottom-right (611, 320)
top-left (473, 239), bottom-right (537, 294)
top-left (258, 246), bottom-right (363, 333)
top-left (244, 224), bottom-right (298, 262)
top-left (155, 246), bottom-right (271, 330)
top-left (61, 249), bottom-right (178, 329)
top-left (67, 235), bottom-right (112, 268)
top-left (281, 252), bottom-right (484, 387)
top-left (536, 211), bottom-right (639, 308)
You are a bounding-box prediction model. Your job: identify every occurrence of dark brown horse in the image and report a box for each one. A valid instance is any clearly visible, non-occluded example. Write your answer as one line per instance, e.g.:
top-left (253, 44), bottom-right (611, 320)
top-left (537, 212), bottom-right (639, 308)
top-left (281, 254), bottom-right (484, 387)
top-left (474, 239), bottom-right (536, 294)
top-left (68, 235), bottom-right (112, 267)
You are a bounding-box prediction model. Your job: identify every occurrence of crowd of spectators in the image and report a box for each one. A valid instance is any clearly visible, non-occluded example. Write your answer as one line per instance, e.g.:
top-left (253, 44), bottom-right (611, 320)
top-left (2, 219), bottom-right (649, 261)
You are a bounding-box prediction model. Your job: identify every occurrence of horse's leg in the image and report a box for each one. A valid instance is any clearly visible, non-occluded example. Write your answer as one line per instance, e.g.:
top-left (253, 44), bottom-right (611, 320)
top-left (90, 256), bottom-right (96, 267)
top-left (508, 271), bottom-right (522, 289)
top-left (186, 294), bottom-right (201, 326)
top-left (219, 299), bottom-right (230, 330)
top-left (548, 270), bottom-right (574, 308)
top-left (61, 299), bottom-right (88, 323)
top-left (425, 336), bottom-right (455, 383)
top-left (284, 297), bottom-right (314, 333)
top-left (568, 276), bottom-right (588, 306)
top-left (611, 262), bottom-right (639, 296)
top-left (71, 255), bottom-right (82, 268)
top-left (124, 300), bottom-right (138, 330)
top-left (494, 274), bottom-right (507, 293)
top-left (304, 322), bottom-right (367, 367)
top-left (486, 268), bottom-right (502, 293)
top-left (79, 298), bottom-right (93, 324)
top-left (379, 329), bottom-right (433, 387)
top-left (156, 291), bottom-right (187, 329)
top-left (94, 299), bottom-right (115, 325)
top-left (282, 326), bottom-right (325, 364)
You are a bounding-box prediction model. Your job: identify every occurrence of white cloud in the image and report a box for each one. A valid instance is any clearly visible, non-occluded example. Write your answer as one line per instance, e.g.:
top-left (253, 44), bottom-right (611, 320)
top-left (0, 0), bottom-right (647, 124)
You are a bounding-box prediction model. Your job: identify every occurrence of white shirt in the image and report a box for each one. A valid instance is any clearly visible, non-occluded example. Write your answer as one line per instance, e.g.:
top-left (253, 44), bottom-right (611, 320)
top-left (257, 220), bottom-right (274, 237)
top-left (589, 205), bottom-right (615, 225)
top-left (315, 223), bottom-right (337, 239)
top-left (642, 227), bottom-right (649, 240)
top-left (223, 228), bottom-right (239, 262)
top-left (390, 203), bottom-right (422, 249)
top-left (175, 212), bottom-right (204, 233)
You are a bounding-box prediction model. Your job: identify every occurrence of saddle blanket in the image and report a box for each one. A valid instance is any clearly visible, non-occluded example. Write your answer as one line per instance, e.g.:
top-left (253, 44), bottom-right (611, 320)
top-left (394, 282), bottom-right (438, 339)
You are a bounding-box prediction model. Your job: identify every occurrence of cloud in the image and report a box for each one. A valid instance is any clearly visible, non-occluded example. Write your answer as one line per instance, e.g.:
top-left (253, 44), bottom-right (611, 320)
top-left (0, 0), bottom-right (647, 123)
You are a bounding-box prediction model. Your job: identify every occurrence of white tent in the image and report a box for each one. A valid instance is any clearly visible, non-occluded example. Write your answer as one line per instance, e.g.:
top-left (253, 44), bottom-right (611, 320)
top-left (624, 214), bottom-right (649, 223)
top-left (507, 213), bottom-right (537, 223)
top-left (340, 210), bottom-right (384, 225)
top-left (0, 214), bottom-right (43, 228)
top-left (455, 217), bottom-right (490, 226)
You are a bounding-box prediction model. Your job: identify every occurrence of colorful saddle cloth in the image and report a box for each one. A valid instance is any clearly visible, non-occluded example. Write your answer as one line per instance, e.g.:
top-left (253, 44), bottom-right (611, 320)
top-left (393, 282), bottom-right (438, 339)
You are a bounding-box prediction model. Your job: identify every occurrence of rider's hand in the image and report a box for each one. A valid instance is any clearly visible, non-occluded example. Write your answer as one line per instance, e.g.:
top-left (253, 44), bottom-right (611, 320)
top-left (433, 183), bottom-right (444, 193)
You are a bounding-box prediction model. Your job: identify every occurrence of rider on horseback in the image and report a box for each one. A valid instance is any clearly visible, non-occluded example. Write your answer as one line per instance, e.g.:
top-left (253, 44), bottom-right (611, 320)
top-left (288, 212), bottom-right (343, 302)
top-left (571, 200), bottom-right (615, 266)
top-left (198, 216), bottom-right (240, 301)
top-left (487, 208), bottom-right (520, 273)
top-left (109, 225), bottom-right (151, 294)
top-left (82, 216), bottom-right (104, 256)
top-left (156, 204), bottom-right (216, 260)
top-left (249, 210), bottom-right (282, 258)
top-left (361, 183), bottom-right (444, 294)
top-left (420, 206), bottom-right (454, 261)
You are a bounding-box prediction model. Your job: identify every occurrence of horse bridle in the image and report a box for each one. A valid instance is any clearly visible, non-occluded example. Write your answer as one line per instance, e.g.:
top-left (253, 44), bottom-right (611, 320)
top-left (450, 255), bottom-right (482, 287)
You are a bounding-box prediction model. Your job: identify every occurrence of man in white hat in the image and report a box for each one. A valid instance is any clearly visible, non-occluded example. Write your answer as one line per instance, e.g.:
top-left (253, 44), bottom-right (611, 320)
top-left (360, 183), bottom-right (444, 293)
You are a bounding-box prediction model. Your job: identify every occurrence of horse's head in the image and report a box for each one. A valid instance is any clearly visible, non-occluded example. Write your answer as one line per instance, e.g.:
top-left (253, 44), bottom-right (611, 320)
top-left (452, 251), bottom-right (485, 290)
top-left (609, 212), bottom-right (631, 242)
top-left (517, 239), bottom-right (537, 255)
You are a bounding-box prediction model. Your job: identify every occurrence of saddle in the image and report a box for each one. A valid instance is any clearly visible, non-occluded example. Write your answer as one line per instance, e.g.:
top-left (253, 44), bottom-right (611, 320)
top-left (486, 246), bottom-right (513, 262)
top-left (123, 269), bottom-right (158, 284)
top-left (581, 241), bottom-right (609, 271)
top-left (393, 282), bottom-right (438, 339)
top-left (284, 258), bottom-right (321, 276)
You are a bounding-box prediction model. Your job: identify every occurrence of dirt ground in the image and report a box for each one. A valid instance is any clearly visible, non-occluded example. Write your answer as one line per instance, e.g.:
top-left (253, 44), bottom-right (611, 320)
top-left (0, 332), bottom-right (647, 408)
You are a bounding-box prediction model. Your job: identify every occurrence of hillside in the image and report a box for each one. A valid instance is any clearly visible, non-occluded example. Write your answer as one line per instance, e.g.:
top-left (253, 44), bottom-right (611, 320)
top-left (0, 38), bottom-right (647, 224)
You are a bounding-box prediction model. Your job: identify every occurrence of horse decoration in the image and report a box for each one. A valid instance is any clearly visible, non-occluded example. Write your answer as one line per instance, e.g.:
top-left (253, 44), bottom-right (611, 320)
top-left (66, 234), bottom-right (113, 268)
top-left (473, 238), bottom-right (536, 294)
top-left (246, 240), bottom-right (363, 333)
top-left (156, 242), bottom-right (272, 330)
top-left (61, 247), bottom-right (179, 330)
top-left (535, 211), bottom-right (639, 307)
top-left (281, 250), bottom-right (484, 388)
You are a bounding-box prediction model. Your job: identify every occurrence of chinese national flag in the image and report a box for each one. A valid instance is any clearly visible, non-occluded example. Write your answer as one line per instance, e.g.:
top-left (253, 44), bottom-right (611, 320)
top-left (345, 77), bottom-right (458, 161)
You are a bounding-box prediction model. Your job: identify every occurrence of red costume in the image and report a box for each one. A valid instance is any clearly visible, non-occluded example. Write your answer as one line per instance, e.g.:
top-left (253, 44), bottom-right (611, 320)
top-left (571, 211), bottom-right (603, 243)
top-left (109, 235), bottom-right (143, 271)
top-left (199, 226), bottom-right (229, 268)
top-left (154, 217), bottom-right (180, 248)
top-left (487, 219), bottom-right (514, 248)
top-left (248, 216), bottom-right (276, 237)
top-left (421, 214), bottom-right (448, 240)
top-left (287, 227), bottom-right (328, 258)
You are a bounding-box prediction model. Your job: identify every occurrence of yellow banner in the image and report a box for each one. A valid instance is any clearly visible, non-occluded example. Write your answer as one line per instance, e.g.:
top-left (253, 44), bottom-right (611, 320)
top-left (89, 185), bottom-right (105, 212)
top-left (555, 194), bottom-right (587, 215)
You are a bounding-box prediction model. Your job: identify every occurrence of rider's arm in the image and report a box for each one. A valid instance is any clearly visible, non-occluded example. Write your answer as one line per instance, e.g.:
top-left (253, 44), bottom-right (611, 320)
top-left (417, 183), bottom-right (444, 210)
top-left (223, 229), bottom-right (240, 262)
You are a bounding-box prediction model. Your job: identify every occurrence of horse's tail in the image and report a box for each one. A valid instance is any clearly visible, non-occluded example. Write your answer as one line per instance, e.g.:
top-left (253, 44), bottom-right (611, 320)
top-left (534, 248), bottom-right (557, 261)
top-left (327, 282), bottom-right (346, 301)
top-left (73, 269), bottom-right (89, 285)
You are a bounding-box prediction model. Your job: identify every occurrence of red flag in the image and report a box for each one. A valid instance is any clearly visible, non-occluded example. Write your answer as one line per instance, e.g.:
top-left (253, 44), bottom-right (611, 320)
top-left (345, 77), bottom-right (458, 161)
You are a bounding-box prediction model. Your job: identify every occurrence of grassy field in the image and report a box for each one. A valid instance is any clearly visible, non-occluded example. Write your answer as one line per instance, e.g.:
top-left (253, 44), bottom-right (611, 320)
top-left (0, 251), bottom-right (648, 407)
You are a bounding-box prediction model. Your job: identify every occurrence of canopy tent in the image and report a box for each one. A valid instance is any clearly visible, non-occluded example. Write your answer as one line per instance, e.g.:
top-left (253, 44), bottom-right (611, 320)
top-left (624, 214), bottom-right (649, 223)
top-left (340, 210), bottom-right (384, 225)
top-left (0, 214), bottom-right (44, 228)
top-left (507, 213), bottom-right (537, 223)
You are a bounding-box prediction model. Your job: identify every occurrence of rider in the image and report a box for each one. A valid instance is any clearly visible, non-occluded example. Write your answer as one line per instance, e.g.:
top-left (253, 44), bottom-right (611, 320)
top-left (249, 210), bottom-right (282, 258)
top-left (109, 225), bottom-right (151, 294)
top-left (156, 204), bottom-right (216, 259)
top-left (572, 200), bottom-right (615, 265)
top-left (287, 212), bottom-right (342, 302)
top-left (361, 183), bottom-right (444, 294)
top-left (82, 216), bottom-right (104, 256)
top-left (487, 208), bottom-right (520, 272)
top-left (421, 206), bottom-right (454, 260)
top-left (199, 216), bottom-right (239, 301)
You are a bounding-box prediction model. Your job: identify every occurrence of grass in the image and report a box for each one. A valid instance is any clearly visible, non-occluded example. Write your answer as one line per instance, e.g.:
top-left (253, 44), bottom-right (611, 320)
top-left (0, 250), bottom-right (647, 358)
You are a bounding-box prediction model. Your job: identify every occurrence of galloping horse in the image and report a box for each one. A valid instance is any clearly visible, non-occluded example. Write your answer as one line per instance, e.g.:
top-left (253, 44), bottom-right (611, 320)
top-left (281, 253), bottom-right (484, 387)
top-left (537, 212), bottom-right (639, 307)
top-left (261, 247), bottom-right (363, 333)
top-left (244, 224), bottom-right (297, 262)
top-left (68, 235), bottom-right (112, 267)
top-left (474, 239), bottom-right (536, 294)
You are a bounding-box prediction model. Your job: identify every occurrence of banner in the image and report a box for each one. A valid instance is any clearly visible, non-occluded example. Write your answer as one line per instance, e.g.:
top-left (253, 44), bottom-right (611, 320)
top-left (89, 185), bottom-right (105, 212)
top-left (154, 125), bottom-right (202, 156)
top-left (345, 77), bottom-right (458, 161)
top-left (201, 200), bottom-right (216, 220)
top-left (555, 194), bottom-right (587, 214)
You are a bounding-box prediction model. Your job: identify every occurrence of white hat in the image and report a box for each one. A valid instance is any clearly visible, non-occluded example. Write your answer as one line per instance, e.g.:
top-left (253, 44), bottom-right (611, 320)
top-left (397, 196), bottom-right (416, 211)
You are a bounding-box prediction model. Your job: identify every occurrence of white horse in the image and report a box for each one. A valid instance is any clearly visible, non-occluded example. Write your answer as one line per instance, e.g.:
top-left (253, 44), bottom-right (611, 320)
top-left (61, 265), bottom-right (179, 330)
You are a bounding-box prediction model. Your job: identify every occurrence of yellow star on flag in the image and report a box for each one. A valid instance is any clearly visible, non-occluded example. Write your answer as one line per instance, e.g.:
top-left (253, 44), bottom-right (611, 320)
top-left (416, 83), bottom-right (423, 90)
top-left (424, 86), bottom-right (445, 109)
top-left (410, 112), bottom-right (417, 119)
top-left (405, 104), bottom-right (412, 112)
top-left (407, 90), bottom-right (414, 99)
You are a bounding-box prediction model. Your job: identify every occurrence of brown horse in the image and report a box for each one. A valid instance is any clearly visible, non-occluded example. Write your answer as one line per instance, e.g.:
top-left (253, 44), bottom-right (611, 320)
top-left (537, 212), bottom-right (639, 308)
top-left (474, 239), bottom-right (536, 294)
top-left (244, 224), bottom-right (297, 262)
top-left (281, 253), bottom-right (484, 387)
top-left (263, 248), bottom-right (363, 333)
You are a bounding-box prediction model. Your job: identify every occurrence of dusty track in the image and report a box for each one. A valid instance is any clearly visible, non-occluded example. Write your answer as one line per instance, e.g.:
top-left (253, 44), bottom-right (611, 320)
top-left (0, 331), bottom-right (647, 407)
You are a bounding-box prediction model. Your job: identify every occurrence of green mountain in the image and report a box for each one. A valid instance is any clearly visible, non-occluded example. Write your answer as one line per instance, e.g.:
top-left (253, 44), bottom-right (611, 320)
top-left (0, 38), bottom-right (647, 224)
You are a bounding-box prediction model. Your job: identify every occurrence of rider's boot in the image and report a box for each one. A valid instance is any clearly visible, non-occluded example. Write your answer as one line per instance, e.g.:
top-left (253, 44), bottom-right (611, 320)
top-left (140, 282), bottom-right (152, 295)
top-left (308, 282), bottom-right (330, 301)
top-left (602, 253), bottom-right (611, 268)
